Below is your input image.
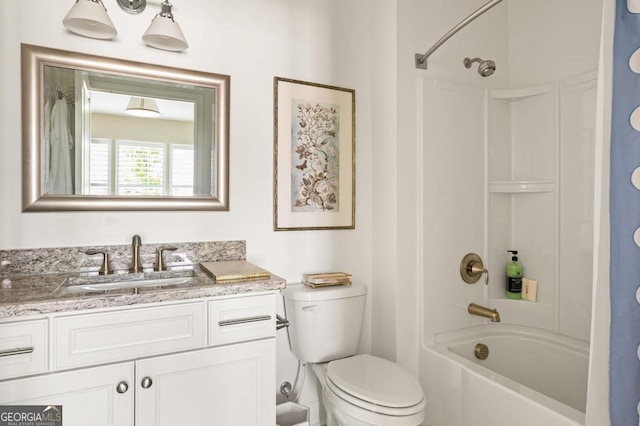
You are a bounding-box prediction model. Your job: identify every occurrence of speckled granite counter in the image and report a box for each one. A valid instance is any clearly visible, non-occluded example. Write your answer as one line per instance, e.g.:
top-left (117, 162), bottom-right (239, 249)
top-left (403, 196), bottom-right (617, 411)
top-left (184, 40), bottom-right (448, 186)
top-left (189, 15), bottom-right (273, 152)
top-left (0, 240), bottom-right (286, 319)
top-left (0, 270), bottom-right (285, 318)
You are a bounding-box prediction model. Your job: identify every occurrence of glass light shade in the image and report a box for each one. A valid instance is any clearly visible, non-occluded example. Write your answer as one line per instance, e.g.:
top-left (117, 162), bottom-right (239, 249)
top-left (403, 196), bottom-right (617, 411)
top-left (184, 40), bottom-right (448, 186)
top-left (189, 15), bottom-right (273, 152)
top-left (126, 97), bottom-right (160, 117)
top-left (142, 15), bottom-right (188, 52)
top-left (63, 0), bottom-right (117, 40)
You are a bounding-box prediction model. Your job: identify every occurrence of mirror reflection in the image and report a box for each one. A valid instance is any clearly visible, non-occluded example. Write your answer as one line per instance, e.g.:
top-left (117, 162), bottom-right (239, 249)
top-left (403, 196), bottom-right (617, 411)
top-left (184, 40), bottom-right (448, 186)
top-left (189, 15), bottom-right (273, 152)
top-left (45, 66), bottom-right (206, 196)
top-left (22, 44), bottom-right (229, 211)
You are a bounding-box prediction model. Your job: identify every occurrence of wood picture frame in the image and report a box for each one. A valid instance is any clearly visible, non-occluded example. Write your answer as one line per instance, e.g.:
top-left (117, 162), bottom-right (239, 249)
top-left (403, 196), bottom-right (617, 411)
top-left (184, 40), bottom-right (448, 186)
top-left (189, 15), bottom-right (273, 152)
top-left (273, 77), bottom-right (355, 231)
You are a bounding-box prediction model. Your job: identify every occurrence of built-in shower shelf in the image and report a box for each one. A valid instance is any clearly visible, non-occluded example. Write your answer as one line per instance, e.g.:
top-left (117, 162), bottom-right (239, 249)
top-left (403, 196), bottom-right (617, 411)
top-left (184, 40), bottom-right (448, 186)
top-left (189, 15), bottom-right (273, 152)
top-left (489, 180), bottom-right (554, 193)
top-left (489, 83), bottom-right (554, 101)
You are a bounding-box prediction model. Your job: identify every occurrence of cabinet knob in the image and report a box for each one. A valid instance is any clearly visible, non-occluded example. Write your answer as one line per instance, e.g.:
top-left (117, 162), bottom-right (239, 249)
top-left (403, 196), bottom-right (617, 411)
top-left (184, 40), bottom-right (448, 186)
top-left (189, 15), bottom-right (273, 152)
top-left (141, 376), bottom-right (153, 389)
top-left (116, 381), bottom-right (129, 394)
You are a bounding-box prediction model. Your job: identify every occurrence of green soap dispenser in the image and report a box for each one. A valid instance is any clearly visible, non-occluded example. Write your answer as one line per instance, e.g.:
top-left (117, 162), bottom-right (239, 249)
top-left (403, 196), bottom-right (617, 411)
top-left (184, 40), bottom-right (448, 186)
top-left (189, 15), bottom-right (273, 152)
top-left (506, 250), bottom-right (523, 299)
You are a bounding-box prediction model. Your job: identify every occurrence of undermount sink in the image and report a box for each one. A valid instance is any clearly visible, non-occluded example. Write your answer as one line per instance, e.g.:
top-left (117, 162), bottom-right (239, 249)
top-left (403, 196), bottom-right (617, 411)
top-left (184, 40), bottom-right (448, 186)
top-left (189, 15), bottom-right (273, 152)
top-left (54, 271), bottom-right (196, 296)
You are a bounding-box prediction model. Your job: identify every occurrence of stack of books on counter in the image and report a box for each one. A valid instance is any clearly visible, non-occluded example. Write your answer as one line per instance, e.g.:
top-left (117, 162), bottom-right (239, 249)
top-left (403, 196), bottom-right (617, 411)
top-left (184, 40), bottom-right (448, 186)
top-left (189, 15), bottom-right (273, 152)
top-left (199, 260), bottom-right (271, 282)
top-left (303, 272), bottom-right (352, 288)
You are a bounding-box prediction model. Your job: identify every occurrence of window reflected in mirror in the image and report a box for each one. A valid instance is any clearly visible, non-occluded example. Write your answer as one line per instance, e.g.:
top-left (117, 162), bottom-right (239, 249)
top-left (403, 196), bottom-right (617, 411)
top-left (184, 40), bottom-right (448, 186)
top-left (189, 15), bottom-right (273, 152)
top-left (88, 138), bottom-right (194, 196)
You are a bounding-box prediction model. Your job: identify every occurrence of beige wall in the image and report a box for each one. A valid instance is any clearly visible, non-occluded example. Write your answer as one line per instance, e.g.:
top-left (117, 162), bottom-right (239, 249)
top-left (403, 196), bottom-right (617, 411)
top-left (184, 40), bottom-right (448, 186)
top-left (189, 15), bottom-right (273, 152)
top-left (91, 114), bottom-right (194, 145)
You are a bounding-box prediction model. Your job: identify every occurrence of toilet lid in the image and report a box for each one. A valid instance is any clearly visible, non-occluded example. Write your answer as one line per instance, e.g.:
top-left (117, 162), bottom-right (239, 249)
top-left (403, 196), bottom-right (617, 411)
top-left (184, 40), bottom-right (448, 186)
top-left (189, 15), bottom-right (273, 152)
top-left (326, 354), bottom-right (424, 409)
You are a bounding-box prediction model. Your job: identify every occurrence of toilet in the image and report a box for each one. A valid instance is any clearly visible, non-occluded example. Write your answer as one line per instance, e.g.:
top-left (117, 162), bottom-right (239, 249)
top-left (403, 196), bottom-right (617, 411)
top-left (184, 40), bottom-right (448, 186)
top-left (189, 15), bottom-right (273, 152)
top-left (282, 283), bottom-right (425, 426)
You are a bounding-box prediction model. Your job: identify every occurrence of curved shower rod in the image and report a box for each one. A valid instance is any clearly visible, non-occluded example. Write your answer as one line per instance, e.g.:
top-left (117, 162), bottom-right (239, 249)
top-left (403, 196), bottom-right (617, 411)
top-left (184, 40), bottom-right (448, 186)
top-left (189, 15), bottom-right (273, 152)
top-left (415, 0), bottom-right (504, 70)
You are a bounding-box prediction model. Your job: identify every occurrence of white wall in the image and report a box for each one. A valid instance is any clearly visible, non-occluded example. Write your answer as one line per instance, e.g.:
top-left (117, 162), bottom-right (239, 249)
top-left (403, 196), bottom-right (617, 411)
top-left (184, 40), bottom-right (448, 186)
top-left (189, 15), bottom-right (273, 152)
top-left (0, 1), bottom-right (392, 421)
top-left (508, 0), bottom-right (603, 88)
top-left (371, 0), bottom-right (399, 363)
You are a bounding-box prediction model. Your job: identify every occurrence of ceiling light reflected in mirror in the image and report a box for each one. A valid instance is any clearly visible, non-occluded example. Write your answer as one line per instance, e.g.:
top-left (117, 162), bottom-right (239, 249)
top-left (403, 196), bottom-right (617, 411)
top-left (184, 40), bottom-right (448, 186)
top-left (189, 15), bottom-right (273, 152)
top-left (90, 92), bottom-right (194, 121)
top-left (125, 97), bottom-right (160, 117)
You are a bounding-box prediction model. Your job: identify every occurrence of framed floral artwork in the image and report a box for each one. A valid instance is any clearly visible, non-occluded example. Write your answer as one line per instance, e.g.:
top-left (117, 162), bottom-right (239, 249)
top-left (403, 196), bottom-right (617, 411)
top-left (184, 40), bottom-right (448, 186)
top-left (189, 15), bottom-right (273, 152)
top-left (273, 77), bottom-right (355, 231)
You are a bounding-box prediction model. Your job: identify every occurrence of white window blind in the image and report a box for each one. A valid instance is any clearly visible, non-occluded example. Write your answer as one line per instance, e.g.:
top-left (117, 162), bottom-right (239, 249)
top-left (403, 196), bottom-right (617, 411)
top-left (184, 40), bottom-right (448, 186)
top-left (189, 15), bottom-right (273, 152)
top-left (88, 139), bottom-right (193, 196)
top-left (116, 141), bottom-right (165, 195)
top-left (89, 139), bottom-right (111, 195)
top-left (170, 144), bottom-right (194, 196)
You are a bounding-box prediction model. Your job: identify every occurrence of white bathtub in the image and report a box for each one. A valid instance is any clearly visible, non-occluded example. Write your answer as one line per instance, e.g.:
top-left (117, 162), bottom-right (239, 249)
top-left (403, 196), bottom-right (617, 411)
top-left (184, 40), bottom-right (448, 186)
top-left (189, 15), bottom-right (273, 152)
top-left (420, 325), bottom-right (589, 426)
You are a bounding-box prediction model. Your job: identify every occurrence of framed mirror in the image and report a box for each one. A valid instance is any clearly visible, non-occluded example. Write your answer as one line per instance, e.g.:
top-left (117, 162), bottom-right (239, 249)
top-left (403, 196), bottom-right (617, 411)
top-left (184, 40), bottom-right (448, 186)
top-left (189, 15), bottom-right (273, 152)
top-left (21, 43), bottom-right (229, 211)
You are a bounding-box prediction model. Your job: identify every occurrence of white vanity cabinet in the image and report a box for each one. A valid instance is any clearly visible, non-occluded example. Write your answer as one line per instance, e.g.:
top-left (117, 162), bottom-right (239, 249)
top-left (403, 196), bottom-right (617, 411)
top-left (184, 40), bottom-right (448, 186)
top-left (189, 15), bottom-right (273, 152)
top-left (0, 362), bottom-right (135, 426)
top-left (0, 362), bottom-right (134, 426)
top-left (0, 292), bottom-right (277, 426)
top-left (136, 338), bottom-right (275, 426)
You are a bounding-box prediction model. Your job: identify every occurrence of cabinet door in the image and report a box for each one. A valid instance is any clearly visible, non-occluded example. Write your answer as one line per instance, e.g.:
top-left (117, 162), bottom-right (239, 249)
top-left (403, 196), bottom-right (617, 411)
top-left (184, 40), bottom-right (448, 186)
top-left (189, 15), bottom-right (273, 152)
top-left (0, 362), bottom-right (134, 426)
top-left (136, 338), bottom-right (275, 426)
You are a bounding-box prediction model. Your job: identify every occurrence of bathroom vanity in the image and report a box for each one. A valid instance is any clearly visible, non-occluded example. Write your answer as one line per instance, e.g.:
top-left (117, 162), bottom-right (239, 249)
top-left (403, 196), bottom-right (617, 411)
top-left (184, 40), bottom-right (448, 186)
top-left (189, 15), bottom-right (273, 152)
top-left (0, 240), bottom-right (285, 426)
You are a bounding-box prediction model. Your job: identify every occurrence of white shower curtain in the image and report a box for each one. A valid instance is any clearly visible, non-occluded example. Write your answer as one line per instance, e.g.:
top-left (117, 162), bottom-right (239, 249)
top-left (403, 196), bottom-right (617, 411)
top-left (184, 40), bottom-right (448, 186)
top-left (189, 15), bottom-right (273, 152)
top-left (48, 97), bottom-right (73, 194)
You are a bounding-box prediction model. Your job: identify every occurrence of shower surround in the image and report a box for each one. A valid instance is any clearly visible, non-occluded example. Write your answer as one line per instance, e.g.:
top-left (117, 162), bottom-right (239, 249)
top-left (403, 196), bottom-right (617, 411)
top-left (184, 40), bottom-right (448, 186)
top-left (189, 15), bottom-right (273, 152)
top-left (399, 0), bottom-right (603, 424)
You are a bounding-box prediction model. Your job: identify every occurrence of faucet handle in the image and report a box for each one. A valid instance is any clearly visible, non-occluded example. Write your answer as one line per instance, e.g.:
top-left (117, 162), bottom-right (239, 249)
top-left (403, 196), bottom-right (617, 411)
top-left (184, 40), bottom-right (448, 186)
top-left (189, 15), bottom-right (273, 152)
top-left (85, 250), bottom-right (113, 275)
top-left (460, 253), bottom-right (488, 285)
top-left (155, 247), bottom-right (178, 272)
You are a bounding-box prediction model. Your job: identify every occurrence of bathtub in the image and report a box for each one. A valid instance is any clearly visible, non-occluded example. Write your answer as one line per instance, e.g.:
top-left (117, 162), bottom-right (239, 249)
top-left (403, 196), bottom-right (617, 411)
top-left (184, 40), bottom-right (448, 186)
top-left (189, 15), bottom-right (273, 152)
top-left (420, 325), bottom-right (589, 426)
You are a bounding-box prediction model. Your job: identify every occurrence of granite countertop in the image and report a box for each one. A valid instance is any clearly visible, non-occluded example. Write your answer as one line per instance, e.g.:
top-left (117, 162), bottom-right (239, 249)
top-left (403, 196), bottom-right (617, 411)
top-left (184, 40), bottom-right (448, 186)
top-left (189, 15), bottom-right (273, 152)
top-left (0, 267), bottom-right (286, 319)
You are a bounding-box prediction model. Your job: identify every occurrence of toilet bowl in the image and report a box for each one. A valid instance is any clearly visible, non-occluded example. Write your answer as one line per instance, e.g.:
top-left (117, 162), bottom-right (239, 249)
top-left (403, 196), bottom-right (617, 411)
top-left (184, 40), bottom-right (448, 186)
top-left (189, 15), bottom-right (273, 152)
top-left (282, 283), bottom-right (425, 426)
top-left (313, 355), bottom-right (425, 426)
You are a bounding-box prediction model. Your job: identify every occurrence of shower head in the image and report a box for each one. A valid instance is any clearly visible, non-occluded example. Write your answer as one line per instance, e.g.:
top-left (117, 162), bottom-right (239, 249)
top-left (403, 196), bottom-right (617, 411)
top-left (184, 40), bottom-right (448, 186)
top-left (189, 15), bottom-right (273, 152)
top-left (464, 57), bottom-right (496, 77)
top-left (478, 60), bottom-right (496, 77)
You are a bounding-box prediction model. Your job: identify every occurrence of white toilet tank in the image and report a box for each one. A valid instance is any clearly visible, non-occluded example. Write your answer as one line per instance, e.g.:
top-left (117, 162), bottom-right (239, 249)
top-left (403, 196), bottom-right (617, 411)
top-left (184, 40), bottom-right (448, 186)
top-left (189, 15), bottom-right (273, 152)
top-left (282, 283), bottom-right (367, 363)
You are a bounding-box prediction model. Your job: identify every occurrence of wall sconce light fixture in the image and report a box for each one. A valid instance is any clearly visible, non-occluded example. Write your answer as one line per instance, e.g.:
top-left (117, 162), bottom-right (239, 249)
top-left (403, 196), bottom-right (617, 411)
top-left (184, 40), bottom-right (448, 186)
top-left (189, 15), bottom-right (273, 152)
top-left (142, 1), bottom-right (188, 52)
top-left (125, 97), bottom-right (160, 117)
top-left (63, 0), bottom-right (117, 39)
top-left (63, 0), bottom-right (188, 52)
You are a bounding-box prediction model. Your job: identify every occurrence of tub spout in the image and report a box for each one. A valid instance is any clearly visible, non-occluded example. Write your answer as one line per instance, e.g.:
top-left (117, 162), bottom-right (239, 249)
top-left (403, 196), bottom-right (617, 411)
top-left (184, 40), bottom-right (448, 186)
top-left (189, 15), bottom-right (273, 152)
top-left (468, 303), bottom-right (501, 322)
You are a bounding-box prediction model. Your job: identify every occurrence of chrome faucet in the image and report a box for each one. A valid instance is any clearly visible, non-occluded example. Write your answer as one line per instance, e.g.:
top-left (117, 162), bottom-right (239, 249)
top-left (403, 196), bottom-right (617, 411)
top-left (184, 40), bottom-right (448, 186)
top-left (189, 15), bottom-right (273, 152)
top-left (130, 234), bottom-right (143, 273)
top-left (468, 303), bottom-right (501, 322)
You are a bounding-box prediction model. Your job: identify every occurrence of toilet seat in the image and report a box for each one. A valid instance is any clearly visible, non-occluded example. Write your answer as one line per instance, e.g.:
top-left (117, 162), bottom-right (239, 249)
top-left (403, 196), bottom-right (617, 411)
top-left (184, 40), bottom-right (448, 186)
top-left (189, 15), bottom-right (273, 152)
top-left (325, 354), bottom-right (425, 416)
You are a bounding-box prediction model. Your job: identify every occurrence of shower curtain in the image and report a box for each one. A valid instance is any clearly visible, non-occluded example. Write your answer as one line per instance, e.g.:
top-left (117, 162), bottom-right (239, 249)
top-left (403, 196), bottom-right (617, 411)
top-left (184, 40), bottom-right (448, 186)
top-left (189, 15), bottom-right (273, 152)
top-left (610, 0), bottom-right (640, 424)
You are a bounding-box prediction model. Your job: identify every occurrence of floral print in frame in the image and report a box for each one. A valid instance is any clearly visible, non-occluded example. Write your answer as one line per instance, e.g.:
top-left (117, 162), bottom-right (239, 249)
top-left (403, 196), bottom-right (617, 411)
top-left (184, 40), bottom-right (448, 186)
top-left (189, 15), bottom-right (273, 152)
top-left (274, 77), bottom-right (355, 230)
